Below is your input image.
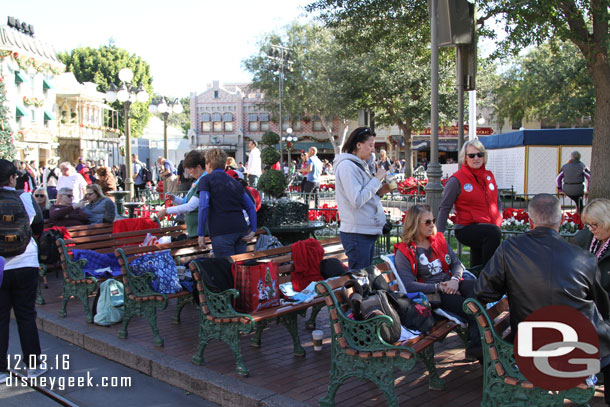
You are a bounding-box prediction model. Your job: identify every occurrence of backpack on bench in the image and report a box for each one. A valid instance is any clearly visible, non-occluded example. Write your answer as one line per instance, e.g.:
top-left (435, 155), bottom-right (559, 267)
top-left (344, 278), bottom-right (402, 344)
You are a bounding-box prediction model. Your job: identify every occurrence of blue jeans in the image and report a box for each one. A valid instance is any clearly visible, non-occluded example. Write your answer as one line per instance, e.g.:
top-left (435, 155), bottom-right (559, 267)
top-left (340, 232), bottom-right (377, 271)
top-left (211, 230), bottom-right (248, 258)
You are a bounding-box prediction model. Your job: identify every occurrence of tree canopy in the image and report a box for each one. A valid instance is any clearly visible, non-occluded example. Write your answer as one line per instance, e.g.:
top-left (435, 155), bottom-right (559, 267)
top-left (58, 45), bottom-right (153, 138)
top-left (478, 0), bottom-right (610, 199)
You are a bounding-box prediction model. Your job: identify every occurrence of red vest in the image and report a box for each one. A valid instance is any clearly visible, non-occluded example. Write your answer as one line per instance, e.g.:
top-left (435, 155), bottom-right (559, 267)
top-left (452, 165), bottom-right (502, 227)
top-left (394, 233), bottom-right (451, 282)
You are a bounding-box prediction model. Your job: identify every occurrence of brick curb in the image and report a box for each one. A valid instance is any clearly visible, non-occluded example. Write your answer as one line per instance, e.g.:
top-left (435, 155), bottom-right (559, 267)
top-left (36, 308), bottom-right (310, 407)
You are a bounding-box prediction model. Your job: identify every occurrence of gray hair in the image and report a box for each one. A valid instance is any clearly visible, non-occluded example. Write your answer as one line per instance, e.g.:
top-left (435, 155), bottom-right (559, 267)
top-left (58, 188), bottom-right (73, 197)
top-left (571, 151), bottom-right (581, 161)
top-left (458, 139), bottom-right (488, 165)
top-left (528, 194), bottom-right (562, 227)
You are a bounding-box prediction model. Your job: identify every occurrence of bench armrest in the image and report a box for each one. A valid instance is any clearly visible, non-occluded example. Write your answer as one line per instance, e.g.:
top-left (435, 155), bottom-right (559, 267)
top-left (316, 280), bottom-right (415, 354)
top-left (58, 238), bottom-right (90, 281)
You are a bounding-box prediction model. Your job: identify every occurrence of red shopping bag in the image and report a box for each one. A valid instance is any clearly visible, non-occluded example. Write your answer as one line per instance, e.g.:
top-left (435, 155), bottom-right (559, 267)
top-left (232, 260), bottom-right (280, 313)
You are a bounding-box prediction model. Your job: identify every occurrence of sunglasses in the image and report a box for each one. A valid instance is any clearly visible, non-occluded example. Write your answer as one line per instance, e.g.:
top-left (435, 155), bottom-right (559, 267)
top-left (356, 127), bottom-right (375, 137)
top-left (586, 223), bottom-right (599, 229)
top-left (63, 194), bottom-right (73, 198)
top-left (34, 194), bottom-right (45, 198)
top-left (467, 152), bottom-right (485, 159)
top-left (422, 218), bottom-right (436, 226)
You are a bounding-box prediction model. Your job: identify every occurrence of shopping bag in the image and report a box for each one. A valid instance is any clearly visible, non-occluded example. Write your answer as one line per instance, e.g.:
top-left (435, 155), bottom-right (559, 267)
top-left (232, 260), bottom-right (280, 313)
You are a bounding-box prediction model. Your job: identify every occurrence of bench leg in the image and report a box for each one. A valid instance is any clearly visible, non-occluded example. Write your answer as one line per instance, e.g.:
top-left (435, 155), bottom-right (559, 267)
top-left (279, 313), bottom-right (305, 357)
top-left (224, 329), bottom-right (249, 377)
top-left (306, 303), bottom-right (324, 330)
top-left (118, 303), bottom-right (135, 340)
top-left (420, 345), bottom-right (446, 391)
top-left (192, 319), bottom-right (211, 366)
top-left (250, 320), bottom-right (268, 348)
top-left (59, 291), bottom-right (69, 318)
top-left (143, 306), bottom-right (164, 347)
top-left (320, 371), bottom-right (345, 407)
top-left (172, 295), bottom-right (193, 324)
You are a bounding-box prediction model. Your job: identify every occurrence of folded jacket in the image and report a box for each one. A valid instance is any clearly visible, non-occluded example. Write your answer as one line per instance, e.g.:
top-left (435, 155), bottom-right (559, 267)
top-left (72, 249), bottom-right (122, 277)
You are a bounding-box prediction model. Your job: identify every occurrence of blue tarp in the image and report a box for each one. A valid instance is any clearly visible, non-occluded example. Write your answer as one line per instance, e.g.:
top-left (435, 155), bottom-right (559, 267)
top-left (479, 128), bottom-right (593, 149)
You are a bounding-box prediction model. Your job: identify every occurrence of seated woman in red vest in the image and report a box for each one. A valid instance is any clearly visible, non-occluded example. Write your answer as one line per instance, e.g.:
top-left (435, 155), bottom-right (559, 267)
top-left (436, 139), bottom-right (502, 268)
top-left (395, 204), bottom-right (481, 361)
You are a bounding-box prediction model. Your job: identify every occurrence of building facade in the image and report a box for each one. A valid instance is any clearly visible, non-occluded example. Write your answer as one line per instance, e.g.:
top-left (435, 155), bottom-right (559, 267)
top-left (0, 20), bottom-right (64, 166)
top-left (190, 80), bottom-right (338, 164)
top-left (54, 72), bottom-right (121, 166)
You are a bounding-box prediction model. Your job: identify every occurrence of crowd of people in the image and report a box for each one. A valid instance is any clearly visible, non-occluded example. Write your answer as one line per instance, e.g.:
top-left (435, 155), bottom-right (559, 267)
top-left (1, 132), bottom-right (607, 397)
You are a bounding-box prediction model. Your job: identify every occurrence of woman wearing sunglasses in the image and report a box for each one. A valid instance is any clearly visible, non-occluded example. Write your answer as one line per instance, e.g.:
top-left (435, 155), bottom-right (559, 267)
top-left (33, 187), bottom-right (50, 219)
top-left (436, 139), bottom-right (502, 268)
top-left (334, 127), bottom-right (393, 270)
top-left (395, 204), bottom-right (481, 361)
top-left (81, 184), bottom-right (117, 225)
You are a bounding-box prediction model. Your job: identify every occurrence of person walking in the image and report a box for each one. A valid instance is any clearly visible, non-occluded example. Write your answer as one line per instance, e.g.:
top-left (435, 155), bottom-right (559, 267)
top-left (0, 159), bottom-right (46, 384)
top-left (157, 157), bottom-right (178, 195)
top-left (556, 150), bottom-right (590, 213)
top-left (246, 140), bottom-right (261, 188)
top-left (132, 154), bottom-right (146, 199)
top-left (333, 127), bottom-right (393, 271)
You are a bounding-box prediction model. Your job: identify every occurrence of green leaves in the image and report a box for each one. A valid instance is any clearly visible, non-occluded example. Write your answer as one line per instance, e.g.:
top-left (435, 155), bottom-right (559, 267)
top-left (58, 45), bottom-right (154, 138)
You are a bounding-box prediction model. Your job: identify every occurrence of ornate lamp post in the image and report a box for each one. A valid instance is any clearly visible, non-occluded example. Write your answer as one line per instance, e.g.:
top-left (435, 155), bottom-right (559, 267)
top-left (267, 44), bottom-right (293, 164)
top-left (105, 68), bottom-right (148, 199)
top-left (282, 127), bottom-right (298, 167)
top-left (148, 97), bottom-right (183, 159)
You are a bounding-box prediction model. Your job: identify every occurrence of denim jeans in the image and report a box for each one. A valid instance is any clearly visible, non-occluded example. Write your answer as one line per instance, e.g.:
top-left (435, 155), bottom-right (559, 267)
top-left (340, 232), bottom-right (377, 271)
top-left (211, 230), bottom-right (248, 258)
top-left (248, 175), bottom-right (259, 188)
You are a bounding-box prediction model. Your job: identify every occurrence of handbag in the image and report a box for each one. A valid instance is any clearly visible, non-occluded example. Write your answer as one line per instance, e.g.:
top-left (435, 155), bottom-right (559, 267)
top-left (131, 250), bottom-right (182, 294)
top-left (232, 260), bottom-right (280, 313)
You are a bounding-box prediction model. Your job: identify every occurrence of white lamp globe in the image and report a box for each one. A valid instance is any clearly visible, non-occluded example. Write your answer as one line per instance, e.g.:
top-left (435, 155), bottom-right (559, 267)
top-left (105, 91), bottom-right (117, 103)
top-left (172, 103), bottom-right (183, 114)
top-left (286, 127), bottom-right (293, 134)
top-left (148, 104), bottom-right (158, 114)
top-left (281, 136), bottom-right (286, 141)
top-left (477, 117), bottom-right (486, 125)
top-left (118, 68), bottom-right (134, 83)
top-left (116, 87), bottom-right (129, 103)
top-left (157, 100), bottom-right (168, 113)
top-left (129, 93), bottom-right (137, 103)
top-left (136, 89), bottom-right (149, 103)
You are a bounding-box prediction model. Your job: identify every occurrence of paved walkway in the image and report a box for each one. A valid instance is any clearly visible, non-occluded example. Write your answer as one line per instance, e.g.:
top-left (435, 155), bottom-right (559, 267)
top-left (29, 272), bottom-right (606, 406)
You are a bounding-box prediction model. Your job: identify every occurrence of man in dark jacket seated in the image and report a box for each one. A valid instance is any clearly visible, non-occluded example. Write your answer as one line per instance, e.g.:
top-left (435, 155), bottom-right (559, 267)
top-left (49, 188), bottom-right (88, 227)
top-left (475, 193), bottom-right (610, 399)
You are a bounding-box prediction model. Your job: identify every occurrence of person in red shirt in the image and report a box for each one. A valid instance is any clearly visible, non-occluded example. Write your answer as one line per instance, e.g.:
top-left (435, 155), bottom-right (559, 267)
top-left (395, 205), bottom-right (481, 362)
top-left (436, 139), bottom-right (502, 268)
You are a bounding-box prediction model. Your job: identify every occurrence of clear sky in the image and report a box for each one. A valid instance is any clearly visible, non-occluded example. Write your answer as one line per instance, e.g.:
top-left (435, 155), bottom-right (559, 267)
top-left (4, 0), bottom-right (313, 98)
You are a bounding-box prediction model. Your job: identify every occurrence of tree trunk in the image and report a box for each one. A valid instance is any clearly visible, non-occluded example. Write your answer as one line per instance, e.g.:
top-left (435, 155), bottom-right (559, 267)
top-left (320, 115), bottom-right (339, 155)
top-left (589, 55), bottom-right (610, 200)
top-left (398, 120), bottom-right (414, 177)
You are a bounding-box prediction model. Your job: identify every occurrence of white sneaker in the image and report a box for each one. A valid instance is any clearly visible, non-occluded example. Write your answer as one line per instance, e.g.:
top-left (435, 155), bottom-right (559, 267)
top-left (27, 366), bottom-right (48, 378)
top-left (0, 371), bottom-right (9, 384)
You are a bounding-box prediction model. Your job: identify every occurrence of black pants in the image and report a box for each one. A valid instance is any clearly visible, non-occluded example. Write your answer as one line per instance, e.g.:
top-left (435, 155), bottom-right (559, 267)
top-left (567, 194), bottom-right (584, 213)
top-left (454, 223), bottom-right (502, 268)
top-left (439, 279), bottom-right (481, 352)
top-left (303, 180), bottom-right (320, 208)
top-left (134, 183), bottom-right (146, 200)
top-left (0, 267), bottom-right (42, 371)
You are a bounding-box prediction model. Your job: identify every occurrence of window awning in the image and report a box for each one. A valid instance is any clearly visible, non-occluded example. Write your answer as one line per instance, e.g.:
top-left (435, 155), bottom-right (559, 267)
top-left (43, 78), bottom-right (53, 90)
top-left (15, 71), bottom-right (27, 84)
top-left (16, 105), bottom-right (28, 118)
top-left (44, 111), bottom-right (55, 121)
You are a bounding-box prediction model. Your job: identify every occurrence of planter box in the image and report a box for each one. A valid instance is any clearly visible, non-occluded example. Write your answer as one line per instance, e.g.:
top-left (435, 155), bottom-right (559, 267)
top-left (258, 201), bottom-right (308, 227)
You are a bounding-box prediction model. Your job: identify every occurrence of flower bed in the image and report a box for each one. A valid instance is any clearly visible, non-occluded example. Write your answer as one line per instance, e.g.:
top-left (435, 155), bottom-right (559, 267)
top-left (396, 177), bottom-right (449, 195)
top-left (289, 183), bottom-right (335, 193)
top-left (309, 204), bottom-right (339, 223)
top-left (448, 208), bottom-right (583, 234)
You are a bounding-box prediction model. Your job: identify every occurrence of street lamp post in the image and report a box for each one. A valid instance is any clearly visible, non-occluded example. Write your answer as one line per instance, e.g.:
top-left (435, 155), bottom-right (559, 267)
top-left (282, 127), bottom-right (297, 167)
top-left (267, 44), bottom-right (293, 164)
top-left (105, 68), bottom-right (148, 200)
top-left (148, 97), bottom-right (183, 159)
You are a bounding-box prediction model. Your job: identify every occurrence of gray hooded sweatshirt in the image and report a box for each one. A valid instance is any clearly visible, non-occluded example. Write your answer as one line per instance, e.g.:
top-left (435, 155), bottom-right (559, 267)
top-left (333, 153), bottom-right (386, 235)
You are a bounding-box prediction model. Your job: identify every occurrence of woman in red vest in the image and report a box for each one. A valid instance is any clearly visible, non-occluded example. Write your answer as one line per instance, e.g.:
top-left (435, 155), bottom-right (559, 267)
top-left (436, 139), bottom-right (502, 268)
top-left (395, 204), bottom-right (481, 361)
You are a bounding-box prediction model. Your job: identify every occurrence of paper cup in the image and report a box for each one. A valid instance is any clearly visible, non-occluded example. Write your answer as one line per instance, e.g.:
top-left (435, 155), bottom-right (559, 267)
top-left (312, 330), bottom-right (324, 351)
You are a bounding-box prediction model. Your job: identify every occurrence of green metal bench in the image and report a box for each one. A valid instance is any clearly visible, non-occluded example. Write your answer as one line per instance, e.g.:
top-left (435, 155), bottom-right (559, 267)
top-left (189, 236), bottom-right (346, 377)
top-left (314, 268), bottom-right (466, 407)
top-left (463, 297), bottom-right (595, 407)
